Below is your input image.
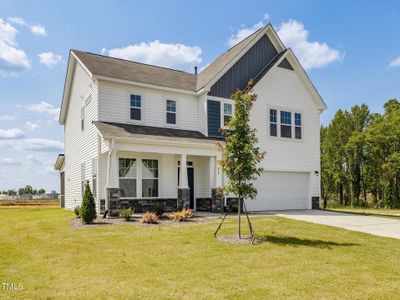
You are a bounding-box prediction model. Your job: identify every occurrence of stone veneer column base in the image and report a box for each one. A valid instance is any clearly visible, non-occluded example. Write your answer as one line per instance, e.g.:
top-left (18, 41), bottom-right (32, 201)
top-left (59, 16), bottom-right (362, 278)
top-left (107, 188), bottom-right (124, 217)
top-left (312, 197), bottom-right (320, 209)
top-left (177, 188), bottom-right (190, 209)
top-left (211, 188), bottom-right (224, 213)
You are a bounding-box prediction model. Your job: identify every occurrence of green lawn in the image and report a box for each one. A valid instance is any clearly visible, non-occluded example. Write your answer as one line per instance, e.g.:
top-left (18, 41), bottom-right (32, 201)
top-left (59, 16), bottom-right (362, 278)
top-left (1, 208), bottom-right (400, 299)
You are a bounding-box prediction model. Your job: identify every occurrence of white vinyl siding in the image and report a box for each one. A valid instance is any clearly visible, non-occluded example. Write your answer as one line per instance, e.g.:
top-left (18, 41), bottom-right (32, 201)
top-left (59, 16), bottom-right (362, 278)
top-left (98, 81), bottom-right (199, 131)
top-left (64, 62), bottom-right (99, 210)
top-left (252, 62), bottom-right (321, 202)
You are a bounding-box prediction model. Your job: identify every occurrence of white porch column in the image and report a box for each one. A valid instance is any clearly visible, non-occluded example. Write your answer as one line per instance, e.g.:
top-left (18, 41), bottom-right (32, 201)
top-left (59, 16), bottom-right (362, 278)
top-left (179, 153), bottom-right (188, 189)
top-left (108, 150), bottom-right (119, 188)
top-left (216, 152), bottom-right (223, 187)
top-left (209, 156), bottom-right (216, 188)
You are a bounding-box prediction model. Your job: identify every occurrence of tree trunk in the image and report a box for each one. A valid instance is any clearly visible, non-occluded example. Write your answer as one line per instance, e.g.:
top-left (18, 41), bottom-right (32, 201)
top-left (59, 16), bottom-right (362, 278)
top-left (238, 197), bottom-right (241, 239)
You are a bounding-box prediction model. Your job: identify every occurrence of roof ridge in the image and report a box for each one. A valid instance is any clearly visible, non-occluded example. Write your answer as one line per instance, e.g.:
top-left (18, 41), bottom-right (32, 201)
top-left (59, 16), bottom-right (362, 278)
top-left (71, 49), bottom-right (197, 75)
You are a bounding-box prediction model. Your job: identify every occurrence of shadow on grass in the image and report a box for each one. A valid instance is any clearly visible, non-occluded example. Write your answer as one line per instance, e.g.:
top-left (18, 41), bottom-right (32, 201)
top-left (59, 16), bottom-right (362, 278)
top-left (260, 235), bottom-right (359, 249)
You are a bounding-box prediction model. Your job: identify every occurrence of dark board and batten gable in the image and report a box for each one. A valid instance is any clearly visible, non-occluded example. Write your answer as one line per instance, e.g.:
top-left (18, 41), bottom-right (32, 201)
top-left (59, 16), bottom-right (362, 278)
top-left (208, 34), bottom-right (278, 99)
top-left (207, 100), bottom-right (221, 137)
top-left (278, 58), bottom-right (294, 70)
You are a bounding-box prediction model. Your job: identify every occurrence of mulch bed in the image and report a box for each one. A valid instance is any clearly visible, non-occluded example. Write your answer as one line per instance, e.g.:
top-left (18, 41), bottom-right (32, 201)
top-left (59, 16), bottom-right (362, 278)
top-left (70, 214), bottom-right (216, 229)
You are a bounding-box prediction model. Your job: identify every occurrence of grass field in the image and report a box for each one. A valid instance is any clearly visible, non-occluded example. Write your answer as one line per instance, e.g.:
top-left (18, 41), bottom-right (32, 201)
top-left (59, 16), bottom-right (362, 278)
top-left (0, 199), bottom-right (59, 207)
top-left (328, 207), bottom-right (400, 219)
top-left (1, 207), bottom-right (400, 299)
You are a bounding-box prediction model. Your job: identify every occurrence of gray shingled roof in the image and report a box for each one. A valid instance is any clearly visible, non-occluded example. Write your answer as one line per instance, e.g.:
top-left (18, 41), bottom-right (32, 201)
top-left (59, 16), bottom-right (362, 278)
top-left (72, 25), bottom-right (267, 93)
top-left (73, 50), bottom-right (197, 91)
top-left (93, 121), bottom-right (224, 141)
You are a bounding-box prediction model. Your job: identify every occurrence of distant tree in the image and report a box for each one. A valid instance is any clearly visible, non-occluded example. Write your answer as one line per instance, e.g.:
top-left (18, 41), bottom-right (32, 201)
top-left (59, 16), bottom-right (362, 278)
top-left (81, 183), bottom-right (96, 224)
top-left (219, 83), bottom-right (265, 238)
top-left (7, 189), bottom-right (17, 195)
top-left (38, 188), bottom-right (46, 194)
top-left (18, 188), bottom-right (25, 195)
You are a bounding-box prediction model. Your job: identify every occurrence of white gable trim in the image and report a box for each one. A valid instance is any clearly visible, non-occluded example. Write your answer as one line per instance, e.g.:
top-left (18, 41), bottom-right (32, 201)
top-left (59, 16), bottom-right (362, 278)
top-left (203, 24), bottom-right (286, 92)
top-left (58, 51), bottom-right (93, 124)
top-left (253, 49), bottom-right (327, 111)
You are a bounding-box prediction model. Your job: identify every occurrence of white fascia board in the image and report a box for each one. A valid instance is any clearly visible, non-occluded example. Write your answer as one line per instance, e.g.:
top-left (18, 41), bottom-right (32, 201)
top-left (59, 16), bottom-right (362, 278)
top-left (59, 51), bottom-right (94, 124)
top-left (285, 49), bottom-right (327, 111)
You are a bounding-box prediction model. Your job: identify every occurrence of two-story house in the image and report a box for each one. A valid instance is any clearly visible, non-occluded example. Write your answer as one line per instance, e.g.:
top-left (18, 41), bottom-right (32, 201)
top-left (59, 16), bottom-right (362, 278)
top-left (54, 24), bottom-right (326, 214)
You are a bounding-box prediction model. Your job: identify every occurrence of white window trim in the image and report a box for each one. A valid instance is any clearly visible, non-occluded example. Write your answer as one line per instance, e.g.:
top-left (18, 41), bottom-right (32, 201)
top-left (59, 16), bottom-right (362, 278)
top-left (220, 100), bottom-right (234, 129)
top-left (141, 159), bottom-right (159, 198)
top-left (118, 155), bottom-right (162, 199)
top-left (165, 97), bottom-right (179, 127)
top-left (80, 105), bottom-right (85, 131)
top-left (118, 158), bottom-right (138, 198)
top-left (127, 91), bottom-right (144, 124)
top-left (267, 106), bottom-right (304, 142)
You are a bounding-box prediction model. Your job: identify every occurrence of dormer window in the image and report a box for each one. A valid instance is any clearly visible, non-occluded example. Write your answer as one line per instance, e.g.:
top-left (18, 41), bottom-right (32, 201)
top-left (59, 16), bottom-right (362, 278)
top-left (166, 100), bottom-right (176, 124)
top-left (130, 94), bottom-right (141, 120)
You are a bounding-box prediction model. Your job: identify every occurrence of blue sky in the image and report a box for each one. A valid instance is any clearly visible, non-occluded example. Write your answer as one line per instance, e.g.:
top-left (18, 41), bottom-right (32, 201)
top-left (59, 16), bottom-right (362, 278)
top-left (0, 0), bottom-right (399, 192)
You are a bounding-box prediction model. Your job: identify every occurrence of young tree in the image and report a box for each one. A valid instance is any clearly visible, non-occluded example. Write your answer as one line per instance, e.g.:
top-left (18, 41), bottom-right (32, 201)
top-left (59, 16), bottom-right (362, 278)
top-left (81, 183), bottom-right (97, 224)
top-left (219, 83), bottom-right (265, 238)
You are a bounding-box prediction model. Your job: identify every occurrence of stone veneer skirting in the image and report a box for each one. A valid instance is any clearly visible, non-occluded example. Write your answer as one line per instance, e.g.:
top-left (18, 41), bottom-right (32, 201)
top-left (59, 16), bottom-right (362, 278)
top-left (196, 198), bottom-right (212, 211)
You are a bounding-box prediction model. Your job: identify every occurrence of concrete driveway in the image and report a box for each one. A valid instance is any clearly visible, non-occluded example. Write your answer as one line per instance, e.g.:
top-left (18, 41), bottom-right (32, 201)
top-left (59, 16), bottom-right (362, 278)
top-left (273, 209), bottom-right (400, 239)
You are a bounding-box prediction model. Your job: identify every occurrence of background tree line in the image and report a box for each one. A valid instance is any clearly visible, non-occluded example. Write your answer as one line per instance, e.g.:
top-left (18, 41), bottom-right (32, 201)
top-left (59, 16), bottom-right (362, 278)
top-left (321, 98), bottom-right (400, 208)
top-left (1, 185), bottom-right (47, 195)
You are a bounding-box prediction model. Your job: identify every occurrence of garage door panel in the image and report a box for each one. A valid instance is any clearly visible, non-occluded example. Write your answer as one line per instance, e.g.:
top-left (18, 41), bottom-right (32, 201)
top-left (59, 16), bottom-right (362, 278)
top-left (245, 171), bottom-right (309, 211)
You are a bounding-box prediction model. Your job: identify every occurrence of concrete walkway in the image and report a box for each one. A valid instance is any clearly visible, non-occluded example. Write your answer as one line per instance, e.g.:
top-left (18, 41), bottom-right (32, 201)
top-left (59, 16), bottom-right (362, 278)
top-left (272, 210), bottom-right (400, 239)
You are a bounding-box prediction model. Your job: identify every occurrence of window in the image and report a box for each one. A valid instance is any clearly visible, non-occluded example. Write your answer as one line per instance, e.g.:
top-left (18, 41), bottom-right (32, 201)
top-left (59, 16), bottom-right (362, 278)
top-left (81, 163), bottom-right (85, 196)
top-left (280, 111), bottom-right (292, 138)
top-left (81, 106), bottom-right (85, 130)
top-left (92, 158), bottom-right (97, 198)
top-left (166, 100), bottom-right (176, 124)
top-left (269, 109), bottom-right (277, 137)
top-left (142, 159), bottom-right (158, 197)
top-left (130, 94), bottom-right (141, 120)
top-left (295, 112), bottom-right (302, 139)
top-left (223, 103), bottom-right (233, 126)
top-left (119, 158), bottom-right (137, 197)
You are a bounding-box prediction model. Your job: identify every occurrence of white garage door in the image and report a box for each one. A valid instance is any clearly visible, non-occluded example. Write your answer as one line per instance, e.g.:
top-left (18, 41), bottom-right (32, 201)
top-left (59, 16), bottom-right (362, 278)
top-left (245, 171), bottom-right (310, 211)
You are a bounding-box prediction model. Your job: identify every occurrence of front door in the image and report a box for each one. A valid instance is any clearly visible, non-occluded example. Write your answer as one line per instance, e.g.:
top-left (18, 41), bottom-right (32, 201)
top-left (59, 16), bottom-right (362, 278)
top-left (178, 167), bottom-right (195, 209)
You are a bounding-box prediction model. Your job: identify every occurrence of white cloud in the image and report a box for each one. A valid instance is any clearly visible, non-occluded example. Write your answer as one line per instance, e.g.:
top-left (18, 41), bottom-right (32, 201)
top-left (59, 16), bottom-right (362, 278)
top-left (389, 57), bottom-right (400, 68)
top-left (23, 101), bottom-right (59, 120)
top-left (30, 24), bottom-right (47, 36)
top-left (227, 18), bottom-right (342, 70)
top-left (0, 128), bottom-right (25, 139)
top-left (0, 138), bottom-right (63, 152)
top-left (38, 52), bottom-right (62, 67)
top-left (276, 19), bottom-right (342, 70)
top-left (8, 17), bottom-right (47, 36)
top-left (25, 121), bottom-right (39, 132)
top-left (227, 21), bottom-right (265, 47)
top-left (7, 17), bottom-right (25, 26)
top-left (0, 18), bottom-right (31, 76)
top-left (0, 115), bottom-right (15, 121)
top-left (0, 157), bottom-right (21, 166)
top-left (103, 40), bottom-right (202, 72)
top-left (263, 13), bottom-right (270, 21)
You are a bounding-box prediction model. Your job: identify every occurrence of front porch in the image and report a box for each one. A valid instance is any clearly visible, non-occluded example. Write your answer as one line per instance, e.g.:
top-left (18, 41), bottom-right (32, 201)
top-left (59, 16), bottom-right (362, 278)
top-left (97, 134), bottom-right (237, 216)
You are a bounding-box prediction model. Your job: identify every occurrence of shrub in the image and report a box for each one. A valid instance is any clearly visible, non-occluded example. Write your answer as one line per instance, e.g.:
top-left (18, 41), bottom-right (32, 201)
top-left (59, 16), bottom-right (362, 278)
top-left (81, 183), bottom-right (96, 224)
top-left (141, 212), bottom-right (159, 224)
top-left (169, 208), bottom-right (193, 222)
top-left (74, 206), bottom-right (81, 218)
top-left (151, 203), bottom-right (165, 217)
top-left (120, 208), bottom-right (134, 221)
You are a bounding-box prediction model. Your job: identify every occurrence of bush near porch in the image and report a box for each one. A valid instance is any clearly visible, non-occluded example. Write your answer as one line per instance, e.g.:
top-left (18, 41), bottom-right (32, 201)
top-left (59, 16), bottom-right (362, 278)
top-left (1, 207), bottom-right (400, 299)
